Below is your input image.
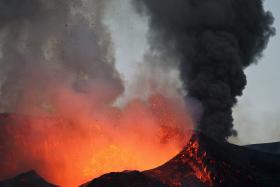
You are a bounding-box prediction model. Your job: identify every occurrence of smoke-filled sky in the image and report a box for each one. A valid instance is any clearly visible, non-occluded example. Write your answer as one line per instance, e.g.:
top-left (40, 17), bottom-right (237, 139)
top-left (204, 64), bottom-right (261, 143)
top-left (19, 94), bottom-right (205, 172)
top-left (231, 1), bottom-right (280, 145)
top-left (0, 0), bottom-right (278, 145)
top-left (107, 0), bottom-right (279, 144)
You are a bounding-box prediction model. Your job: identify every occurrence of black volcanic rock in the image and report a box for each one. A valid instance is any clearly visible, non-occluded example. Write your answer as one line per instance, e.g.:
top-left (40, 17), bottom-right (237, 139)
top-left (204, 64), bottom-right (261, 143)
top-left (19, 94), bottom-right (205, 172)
top-left (0, 170), bottom-right (58, 187)
top-left (80, 171), bottom-right (168, 187)
top-left (247, 142), bottom-right (280, 155)
top-left (146, 132), bottom-right (280, 187)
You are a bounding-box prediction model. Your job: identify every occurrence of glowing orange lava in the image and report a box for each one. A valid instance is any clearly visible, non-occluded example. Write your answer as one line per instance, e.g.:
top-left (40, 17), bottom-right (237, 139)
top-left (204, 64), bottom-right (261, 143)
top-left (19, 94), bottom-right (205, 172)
top-left (182, 139), bottom-right (213, 185)
top-left (0, 86), bottom-right (192, 187)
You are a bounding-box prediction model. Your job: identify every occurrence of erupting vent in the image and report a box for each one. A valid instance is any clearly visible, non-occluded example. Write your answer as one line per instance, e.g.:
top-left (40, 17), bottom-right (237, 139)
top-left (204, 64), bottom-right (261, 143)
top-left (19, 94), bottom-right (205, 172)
top-left (0, 111), bottom-right (191, 187)
top-left (83, 131), bottom-right (280, 187)
top-left (1, 131), bottom-right (280, 187)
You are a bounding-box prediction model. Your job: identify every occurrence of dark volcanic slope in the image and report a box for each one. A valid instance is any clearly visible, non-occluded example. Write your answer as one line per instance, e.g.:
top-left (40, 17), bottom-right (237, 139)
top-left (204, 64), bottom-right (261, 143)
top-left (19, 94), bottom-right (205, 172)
top-left (246, 142), bottom-right (280, 155)
top-left (0, 170), bottom-right (58, 187)
top-left (145, 132), bottom-right (280, 187)
top-left (80, 171), bottom-right (168, 187)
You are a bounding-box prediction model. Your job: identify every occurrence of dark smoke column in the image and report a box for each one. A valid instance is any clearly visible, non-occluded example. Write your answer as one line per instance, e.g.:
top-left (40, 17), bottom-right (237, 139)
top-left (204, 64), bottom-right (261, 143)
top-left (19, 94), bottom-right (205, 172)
top-left (134, 0), bottom-right (275, 141)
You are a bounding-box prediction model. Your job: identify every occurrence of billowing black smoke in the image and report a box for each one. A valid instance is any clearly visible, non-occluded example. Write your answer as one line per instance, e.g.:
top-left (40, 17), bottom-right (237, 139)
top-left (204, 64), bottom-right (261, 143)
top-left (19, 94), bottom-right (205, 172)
top-left (133, 0), bottom-right (275, 141)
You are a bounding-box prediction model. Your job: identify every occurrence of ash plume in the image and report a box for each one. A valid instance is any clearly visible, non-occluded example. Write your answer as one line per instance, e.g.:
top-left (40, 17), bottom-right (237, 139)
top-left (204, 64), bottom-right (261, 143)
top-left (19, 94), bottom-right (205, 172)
top-left (133, 0), bottom-right (275, 141)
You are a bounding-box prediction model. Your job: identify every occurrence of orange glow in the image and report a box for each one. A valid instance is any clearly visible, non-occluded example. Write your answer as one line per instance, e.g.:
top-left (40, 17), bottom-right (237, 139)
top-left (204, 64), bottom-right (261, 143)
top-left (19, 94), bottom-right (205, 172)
top-left (179, 138), bottom-right (213, 186)
top-left (0, 80), bottom-right (193, 187)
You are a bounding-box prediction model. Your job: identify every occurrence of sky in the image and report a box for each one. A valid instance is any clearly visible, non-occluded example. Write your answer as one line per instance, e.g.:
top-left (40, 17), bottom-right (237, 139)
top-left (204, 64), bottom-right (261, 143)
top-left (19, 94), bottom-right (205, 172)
top-left (231, 0), bottom-right (280, 144)
top-left (105, 0), bottom-right (280, 145)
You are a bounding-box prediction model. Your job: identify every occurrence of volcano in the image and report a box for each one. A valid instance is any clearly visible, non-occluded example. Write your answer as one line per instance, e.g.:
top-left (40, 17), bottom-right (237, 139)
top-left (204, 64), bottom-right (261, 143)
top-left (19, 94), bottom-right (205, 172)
top-left (1, 113), bottom-right (280, 187)
top-left (81, 132), bottom-right (280, 187)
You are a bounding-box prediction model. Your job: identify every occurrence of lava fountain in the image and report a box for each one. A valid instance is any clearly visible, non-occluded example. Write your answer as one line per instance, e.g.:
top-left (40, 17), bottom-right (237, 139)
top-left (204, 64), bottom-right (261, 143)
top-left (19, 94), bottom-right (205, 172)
top-left (0, 1), bottom-right (194, 186)
top-left (0, 81), bottom-right (193, 187)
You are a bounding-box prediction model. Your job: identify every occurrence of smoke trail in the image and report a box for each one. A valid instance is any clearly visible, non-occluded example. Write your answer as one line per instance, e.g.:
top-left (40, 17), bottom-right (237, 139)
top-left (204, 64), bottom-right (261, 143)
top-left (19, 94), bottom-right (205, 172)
top-left (133, 0), bottom-right (275, 141)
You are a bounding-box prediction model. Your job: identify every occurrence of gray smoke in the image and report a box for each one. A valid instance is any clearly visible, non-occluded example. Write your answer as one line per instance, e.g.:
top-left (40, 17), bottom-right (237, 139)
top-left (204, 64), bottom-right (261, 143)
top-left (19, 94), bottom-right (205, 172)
top-left (0, 0), bottom-right (123, 113)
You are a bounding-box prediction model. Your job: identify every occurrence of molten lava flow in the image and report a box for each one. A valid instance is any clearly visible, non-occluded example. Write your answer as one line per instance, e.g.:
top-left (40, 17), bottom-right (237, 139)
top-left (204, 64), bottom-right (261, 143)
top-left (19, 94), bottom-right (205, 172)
top-left (181, 138), bottom-right (213, 185)
top-left (0, 86), bottom-right (192, 187)
top-left (145, 134), bottom-right (214, 187)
